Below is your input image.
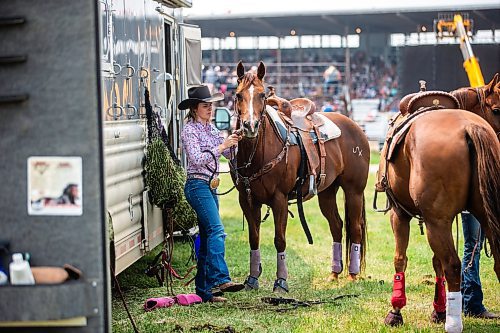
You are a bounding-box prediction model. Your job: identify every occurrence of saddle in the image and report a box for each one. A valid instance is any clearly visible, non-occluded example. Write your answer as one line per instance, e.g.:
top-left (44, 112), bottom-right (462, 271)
top-left (399, 80), bottom-right (460, 116)
top-left (266, 88), bottom-right (340, 197)
top-left (375, 80), bottom-right (461, 195)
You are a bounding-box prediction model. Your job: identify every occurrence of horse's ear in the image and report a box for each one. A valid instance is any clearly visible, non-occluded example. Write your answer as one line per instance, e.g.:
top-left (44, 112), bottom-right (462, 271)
top-left (257, 61), bottom-right (266, 81)
top-left (485, 73), bottom-right (499, 94)
top-left (493, 73), bottom-right (500, 90)
top-left (237, 61), bottom-right (245, 81)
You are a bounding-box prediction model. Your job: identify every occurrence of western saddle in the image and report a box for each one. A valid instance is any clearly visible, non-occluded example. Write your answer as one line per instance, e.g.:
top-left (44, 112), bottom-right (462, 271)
top-left (266, 87), bottom-right (338, 198)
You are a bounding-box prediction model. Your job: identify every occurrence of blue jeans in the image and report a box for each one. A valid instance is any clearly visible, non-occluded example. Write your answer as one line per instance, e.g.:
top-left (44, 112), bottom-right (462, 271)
top-left (184, 179), bottom-right (230, 301)
top-left (461, 212), bottom-right (486, 315)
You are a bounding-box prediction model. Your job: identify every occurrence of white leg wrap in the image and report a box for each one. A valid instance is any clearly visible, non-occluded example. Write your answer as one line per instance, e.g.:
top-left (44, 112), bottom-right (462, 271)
top-left (332, 242), bottom-right (343, 273)
top-left (277, 251), bottom-right (288, 280)
top-left (445, 291), bottom-right (463, 333)
top-left (348, 243), bottom-right (361, 274)
top-left (250, 249), bottom-right (261, 278)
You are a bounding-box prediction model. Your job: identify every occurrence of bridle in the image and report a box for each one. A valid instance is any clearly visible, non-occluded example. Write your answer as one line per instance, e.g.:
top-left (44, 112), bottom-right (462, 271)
top-left (232, 92), bottom-right (268, 168)
top-left (229, 84), bottom-right (290, 203)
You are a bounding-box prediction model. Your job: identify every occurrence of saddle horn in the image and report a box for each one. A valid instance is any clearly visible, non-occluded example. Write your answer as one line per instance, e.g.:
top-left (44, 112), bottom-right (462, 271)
top-left (419, 80), bottom-right (427, 92)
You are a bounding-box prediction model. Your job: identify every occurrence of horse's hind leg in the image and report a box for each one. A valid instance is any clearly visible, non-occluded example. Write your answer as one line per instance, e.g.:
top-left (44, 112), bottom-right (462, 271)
top-left (430, 255), bottom-right (447, 324)
top-left (239, 194), bottom-right (262, 290)
top-left (318, 185), bottom-right (343, 281)
top-left (385, 209), bottom-right (410, 327)
top-left (425, 221), bottom-right (463, 333)
top-left (343, 189), bottom-right (366, 281)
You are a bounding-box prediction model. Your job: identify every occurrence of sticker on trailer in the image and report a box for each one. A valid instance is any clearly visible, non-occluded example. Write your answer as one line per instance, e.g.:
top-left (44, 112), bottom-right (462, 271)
top-left (28, 156), bottom-right (83, 216)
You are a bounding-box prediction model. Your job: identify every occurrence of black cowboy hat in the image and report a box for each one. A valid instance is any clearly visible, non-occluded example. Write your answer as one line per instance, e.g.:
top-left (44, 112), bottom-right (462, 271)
top-left (178, 85), bottom-right (224, 110)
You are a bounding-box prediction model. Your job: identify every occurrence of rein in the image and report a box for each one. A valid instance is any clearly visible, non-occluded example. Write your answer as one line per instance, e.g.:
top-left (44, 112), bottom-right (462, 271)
top-left (199, 149), bottom-right (237, 196)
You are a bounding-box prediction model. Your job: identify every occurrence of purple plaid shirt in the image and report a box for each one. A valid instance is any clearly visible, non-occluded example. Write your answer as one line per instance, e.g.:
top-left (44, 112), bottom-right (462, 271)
top-left (181, 120), bottom-right (232, 179)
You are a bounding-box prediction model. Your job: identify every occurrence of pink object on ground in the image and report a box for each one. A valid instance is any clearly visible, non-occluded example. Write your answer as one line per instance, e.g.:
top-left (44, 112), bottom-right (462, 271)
top-left (144, 297), bottom-right (175, 311)
top-left (175, 293), bottom-right (202, 306)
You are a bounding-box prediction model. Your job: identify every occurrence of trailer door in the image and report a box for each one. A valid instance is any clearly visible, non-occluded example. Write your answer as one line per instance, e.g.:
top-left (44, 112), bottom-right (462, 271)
top-left (176, 24), bottom-right (202, 166)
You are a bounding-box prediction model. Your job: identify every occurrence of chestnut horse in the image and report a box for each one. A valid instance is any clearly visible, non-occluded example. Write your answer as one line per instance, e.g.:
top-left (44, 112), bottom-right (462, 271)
top-left (232, 62), bottom-right (369, 292)
top-left (381, 87), bottom-right (500, 331)
top-left (451, 73), bottom-right (500, 136)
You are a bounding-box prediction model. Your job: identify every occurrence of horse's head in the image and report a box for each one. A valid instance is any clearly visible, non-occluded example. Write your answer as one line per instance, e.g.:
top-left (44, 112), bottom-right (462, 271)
top-left (235, 61), bottom-right (267, 138)
top-left (452, 73), bottom-right (500, 137)
top-left (482, 73), bottom-right (500, 136)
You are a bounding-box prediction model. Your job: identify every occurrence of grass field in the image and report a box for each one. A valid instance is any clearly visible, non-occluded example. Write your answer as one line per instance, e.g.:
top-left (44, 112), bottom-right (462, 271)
top-left (113, 152), bottom-right (499, 333)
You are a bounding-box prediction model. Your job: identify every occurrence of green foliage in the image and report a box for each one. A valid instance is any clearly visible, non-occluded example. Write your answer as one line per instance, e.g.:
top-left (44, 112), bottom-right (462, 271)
top-left (171, 195), bottom-right (197, 230)
top-left (145, 137), bottom-right (196, 230)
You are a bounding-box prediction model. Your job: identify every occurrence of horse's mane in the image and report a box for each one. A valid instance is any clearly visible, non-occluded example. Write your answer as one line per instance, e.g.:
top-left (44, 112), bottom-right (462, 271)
top-left (451, 87), bottom-right (480, 110)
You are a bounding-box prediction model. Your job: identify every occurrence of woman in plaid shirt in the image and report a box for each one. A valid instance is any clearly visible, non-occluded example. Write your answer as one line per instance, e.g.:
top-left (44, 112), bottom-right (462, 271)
top-left (179, 85), bottom-right (244, 303)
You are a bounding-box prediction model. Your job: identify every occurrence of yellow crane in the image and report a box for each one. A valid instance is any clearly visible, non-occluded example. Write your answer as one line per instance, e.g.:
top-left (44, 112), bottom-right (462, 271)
top-left (435, 13), bottom-right (485, 87)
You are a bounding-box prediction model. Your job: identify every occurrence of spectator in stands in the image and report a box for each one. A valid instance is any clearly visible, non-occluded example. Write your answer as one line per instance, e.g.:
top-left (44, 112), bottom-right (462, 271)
top-left (179, 85), bottom-right (244, 303)
top-left (323, 65), bottom-right (341, 96)
top-left (461, 211), bottom-right (499, 319)
top-left (321, 99), bottom-right (334, 112)
top-left (205, 66), bottom-right (216, 84)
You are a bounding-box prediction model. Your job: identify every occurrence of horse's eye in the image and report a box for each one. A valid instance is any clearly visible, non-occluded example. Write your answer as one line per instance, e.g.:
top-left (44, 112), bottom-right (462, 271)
top-left (235, 93), bottom-right (243, 101)
top-left (493, 108), bottom-right (500, 115)
top-left (259, 93), bottom-right (266, 99)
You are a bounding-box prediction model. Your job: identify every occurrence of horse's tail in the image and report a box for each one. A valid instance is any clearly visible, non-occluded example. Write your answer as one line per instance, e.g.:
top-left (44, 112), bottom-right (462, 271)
top-left (345, 193), bottom-right (367, 272)
top-left (466, 124), bottom-right (500, 267)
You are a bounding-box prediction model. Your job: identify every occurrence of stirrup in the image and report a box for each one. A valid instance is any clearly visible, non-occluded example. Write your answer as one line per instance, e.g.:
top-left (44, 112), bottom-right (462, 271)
top-left (308, 174), bottom-right (317, 196)
top-left (244, 275), bottom-right (259, 290)
top-left (273, 278), bottom-right (289, 293)
top-left (373, 189), bottom-right (391, 212)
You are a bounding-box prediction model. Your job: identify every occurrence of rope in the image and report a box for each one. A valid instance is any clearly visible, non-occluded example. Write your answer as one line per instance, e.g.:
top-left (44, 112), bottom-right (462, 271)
top-left (111, 265), bottom-right (140, 333)
top-left (464, 226), bottom-right (482, 272)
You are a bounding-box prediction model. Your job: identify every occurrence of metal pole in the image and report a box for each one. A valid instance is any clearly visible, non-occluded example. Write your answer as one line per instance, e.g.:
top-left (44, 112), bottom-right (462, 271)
top-left (345, 27), bottom-right (351, 111)
top-left (277, 37), bottom-right (282, 96)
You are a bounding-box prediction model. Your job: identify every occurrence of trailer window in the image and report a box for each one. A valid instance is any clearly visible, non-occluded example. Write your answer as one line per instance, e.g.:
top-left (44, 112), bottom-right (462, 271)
top-left (185, 38), bottom-right (202, 85)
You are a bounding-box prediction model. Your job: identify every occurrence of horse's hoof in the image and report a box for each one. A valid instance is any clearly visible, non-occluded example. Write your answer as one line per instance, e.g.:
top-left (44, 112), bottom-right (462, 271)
top-left (326, 272), bottom-right (339, 282)
top-left (384, 310), bottom-right (404, 326)
top-left (273, 278), bottom-right (289, 293)
top-left (244, 275), bottom-right (259, 290)
top-left (347, 273), bottom-right (358, 281)
top-left (431, 310), bottom-right (446, 324)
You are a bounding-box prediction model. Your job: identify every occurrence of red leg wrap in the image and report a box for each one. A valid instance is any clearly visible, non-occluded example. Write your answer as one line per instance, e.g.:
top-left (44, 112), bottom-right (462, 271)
top-left (433, 277), bottom-right (446, 313)
top-left (391, 272), bottom-right (406, 309)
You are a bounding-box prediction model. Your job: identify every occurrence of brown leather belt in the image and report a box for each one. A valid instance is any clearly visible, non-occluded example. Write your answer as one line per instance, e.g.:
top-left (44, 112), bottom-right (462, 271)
top-left (186, 174), bottom-right (211, 182)
top-left (187, 174), bottom-right (220, 189)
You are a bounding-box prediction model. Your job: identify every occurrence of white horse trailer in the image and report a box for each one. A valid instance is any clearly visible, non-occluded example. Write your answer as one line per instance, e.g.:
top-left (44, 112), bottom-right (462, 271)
top-left (100, 0), bottom-right (201, 275)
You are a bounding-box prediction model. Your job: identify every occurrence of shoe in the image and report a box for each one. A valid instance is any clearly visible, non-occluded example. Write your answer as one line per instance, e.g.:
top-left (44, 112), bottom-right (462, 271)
top-left (210, 286), bottom-right (224, 296)
top-left (208, 296), bottom-right (227, 303)
top-left (143, 297), bottom-right (175, 311)
top-left (470, 310), bottom-right (499, 319)
top-left (175, 294), bottom-right (202, 306)
top-left (218, 281), bottom-right (245, 293)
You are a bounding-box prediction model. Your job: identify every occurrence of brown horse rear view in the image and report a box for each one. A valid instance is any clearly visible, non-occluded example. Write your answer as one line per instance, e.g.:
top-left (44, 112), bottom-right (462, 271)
top-left (232, 62), bottom-right (370, 292)
top-left (379, 105), bottom-right (500, 332)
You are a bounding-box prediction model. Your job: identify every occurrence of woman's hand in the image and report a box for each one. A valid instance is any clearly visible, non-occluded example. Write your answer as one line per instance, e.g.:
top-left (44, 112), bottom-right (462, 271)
top-left (219, 133), bottom-right (241, 153)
